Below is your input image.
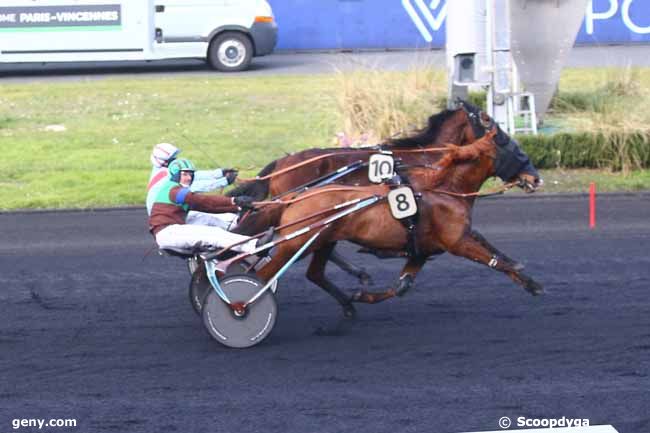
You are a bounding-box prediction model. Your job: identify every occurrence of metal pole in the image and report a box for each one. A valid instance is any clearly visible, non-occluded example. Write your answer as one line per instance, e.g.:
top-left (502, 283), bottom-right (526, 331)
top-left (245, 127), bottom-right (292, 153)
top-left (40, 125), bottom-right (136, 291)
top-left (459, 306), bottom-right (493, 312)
top-left (485, 0), bottom-right (494, 118)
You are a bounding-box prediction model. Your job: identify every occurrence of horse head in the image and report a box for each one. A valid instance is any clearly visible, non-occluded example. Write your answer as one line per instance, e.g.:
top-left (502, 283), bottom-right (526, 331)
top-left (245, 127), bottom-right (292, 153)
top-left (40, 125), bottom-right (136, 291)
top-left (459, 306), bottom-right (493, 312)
top-left (455, 98), bottom-right (542, 192)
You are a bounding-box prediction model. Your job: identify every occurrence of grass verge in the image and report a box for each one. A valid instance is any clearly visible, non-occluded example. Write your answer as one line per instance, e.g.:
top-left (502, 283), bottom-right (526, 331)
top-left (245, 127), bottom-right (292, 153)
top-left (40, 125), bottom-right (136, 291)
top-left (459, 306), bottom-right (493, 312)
top-left (1, 67), bottom-right (649, 210)
top-left (1, 75), bottom-right (339, 209)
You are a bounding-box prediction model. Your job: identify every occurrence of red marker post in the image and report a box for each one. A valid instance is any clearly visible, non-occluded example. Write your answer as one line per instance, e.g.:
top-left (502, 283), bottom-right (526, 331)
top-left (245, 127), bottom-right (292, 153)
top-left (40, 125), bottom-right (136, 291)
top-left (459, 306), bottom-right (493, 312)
top-left (589, 182), bottom-right (596, 229)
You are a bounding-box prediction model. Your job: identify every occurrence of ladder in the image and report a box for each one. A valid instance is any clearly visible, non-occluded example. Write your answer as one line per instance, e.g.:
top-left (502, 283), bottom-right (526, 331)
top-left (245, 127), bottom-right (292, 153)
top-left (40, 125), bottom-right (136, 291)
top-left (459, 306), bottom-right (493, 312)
top-left (507, 92), bottom-right (538, 135)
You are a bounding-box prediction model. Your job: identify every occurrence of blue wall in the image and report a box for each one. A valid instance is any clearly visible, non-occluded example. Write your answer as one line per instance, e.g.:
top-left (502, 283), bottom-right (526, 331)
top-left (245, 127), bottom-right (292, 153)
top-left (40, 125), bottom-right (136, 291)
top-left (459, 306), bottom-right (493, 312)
top-left (269, 0), bottom-right (650, 51)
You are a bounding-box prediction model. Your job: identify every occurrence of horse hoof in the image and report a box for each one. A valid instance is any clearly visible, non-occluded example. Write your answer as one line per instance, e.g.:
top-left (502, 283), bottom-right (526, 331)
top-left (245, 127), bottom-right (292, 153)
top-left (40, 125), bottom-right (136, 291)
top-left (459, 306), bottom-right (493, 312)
top-left (343, 304), bottom-right (357, 319)
top-left (359, 273), bottom-right (373, 287)
top-left (526, 282), bottom-right (544, 296)
top-left (396, 274), bottom-right (414, 297)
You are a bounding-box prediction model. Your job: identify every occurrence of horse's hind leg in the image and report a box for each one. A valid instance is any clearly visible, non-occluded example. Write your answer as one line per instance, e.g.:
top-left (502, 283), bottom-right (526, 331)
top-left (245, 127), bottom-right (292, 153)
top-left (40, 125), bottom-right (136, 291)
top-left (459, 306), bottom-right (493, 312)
top-left (329, 245), bottom-right (373, 286)
top-left (447, 233), bottom-right (543, 295)
top-left (470, 230), bottom-right (524, 271)
top-left (306, 243), bottom-right (356, 318)
top-left (351, 255), bottom-right (427, 304)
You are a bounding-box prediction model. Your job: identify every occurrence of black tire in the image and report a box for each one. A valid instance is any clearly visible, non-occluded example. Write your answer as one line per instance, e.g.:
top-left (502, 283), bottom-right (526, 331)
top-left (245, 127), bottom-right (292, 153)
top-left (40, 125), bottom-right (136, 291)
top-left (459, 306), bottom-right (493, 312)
top-left (207, 32), bottom-right (253, 72)
top-left (188, 261), bottom-right (211, 316)
top-left (187, 257), bottom-right (199, 276)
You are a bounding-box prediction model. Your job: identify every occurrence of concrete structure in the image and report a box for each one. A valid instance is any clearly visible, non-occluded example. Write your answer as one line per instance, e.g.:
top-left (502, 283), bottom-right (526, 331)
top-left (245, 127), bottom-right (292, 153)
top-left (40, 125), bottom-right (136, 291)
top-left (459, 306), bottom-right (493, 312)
top-left (446, 0), bottom-right (590, 134)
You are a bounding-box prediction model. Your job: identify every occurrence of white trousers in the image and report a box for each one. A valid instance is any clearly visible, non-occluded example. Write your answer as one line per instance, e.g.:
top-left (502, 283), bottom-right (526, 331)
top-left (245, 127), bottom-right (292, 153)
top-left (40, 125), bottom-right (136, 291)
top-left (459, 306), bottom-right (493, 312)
top-left (156, 223), bottom-right (256, 254)
top-left (185, 211), bottom-right (238, 230)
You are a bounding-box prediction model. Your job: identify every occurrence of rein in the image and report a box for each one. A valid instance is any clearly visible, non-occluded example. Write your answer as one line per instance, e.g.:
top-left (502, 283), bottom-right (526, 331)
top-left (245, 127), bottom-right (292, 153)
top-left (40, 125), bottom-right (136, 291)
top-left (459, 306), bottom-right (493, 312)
top-left (237, 147), bottom-right (450, 182)
top-left (254, 186), bottom-right (383, 206)
top-left (423, 181), bottom-right (519, 198)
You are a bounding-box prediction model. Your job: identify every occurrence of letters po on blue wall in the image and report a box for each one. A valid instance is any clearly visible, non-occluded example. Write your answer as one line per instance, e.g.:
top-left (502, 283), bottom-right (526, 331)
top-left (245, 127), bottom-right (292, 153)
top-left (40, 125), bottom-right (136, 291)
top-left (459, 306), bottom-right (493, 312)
top-left (268, 0), bottom-right (650, 51)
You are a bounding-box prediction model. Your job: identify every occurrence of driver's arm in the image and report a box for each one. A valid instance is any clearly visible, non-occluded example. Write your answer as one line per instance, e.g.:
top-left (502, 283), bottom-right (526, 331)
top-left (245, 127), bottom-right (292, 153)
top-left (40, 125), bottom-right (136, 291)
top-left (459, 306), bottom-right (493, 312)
top-left (190, 169), bottom-right (230, 192)
top-left (169, 186), bottom-right (239, 213)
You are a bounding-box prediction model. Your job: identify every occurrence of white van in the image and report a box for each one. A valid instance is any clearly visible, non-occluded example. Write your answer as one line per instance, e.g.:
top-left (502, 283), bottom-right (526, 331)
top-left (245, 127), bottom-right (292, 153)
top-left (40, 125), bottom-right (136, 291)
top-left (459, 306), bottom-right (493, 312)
top-left (0, 0), bottom-right (277, 71)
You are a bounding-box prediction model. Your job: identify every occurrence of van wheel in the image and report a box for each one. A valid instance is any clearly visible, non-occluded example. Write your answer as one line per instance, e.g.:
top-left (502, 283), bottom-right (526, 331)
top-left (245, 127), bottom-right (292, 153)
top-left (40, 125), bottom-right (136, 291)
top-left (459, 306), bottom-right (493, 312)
top-left (208, 32), bottom-right (253, 72)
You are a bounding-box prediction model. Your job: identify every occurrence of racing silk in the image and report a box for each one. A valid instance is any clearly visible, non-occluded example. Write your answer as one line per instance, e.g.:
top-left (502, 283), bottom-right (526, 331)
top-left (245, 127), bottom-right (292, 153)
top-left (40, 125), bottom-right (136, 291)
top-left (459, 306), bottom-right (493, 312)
top-left (146, 167), bottom-right (230, 215)
top-left (148, 179), bottom-right (238, 235)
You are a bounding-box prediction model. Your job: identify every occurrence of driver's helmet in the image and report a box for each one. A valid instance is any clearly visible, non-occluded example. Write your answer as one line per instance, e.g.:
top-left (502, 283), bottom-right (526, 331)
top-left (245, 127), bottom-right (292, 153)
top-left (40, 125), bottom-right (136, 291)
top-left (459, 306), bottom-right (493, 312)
top-left (151, 142), bottom-right (180, 168)
top-left (168, 158), bottom-right (196, 183)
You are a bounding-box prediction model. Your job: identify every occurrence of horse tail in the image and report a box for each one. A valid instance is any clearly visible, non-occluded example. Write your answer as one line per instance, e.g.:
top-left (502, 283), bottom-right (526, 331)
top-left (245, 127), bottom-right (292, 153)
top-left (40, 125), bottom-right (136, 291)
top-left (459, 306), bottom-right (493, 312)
top-left (226, 160), bottom-right (276, 200)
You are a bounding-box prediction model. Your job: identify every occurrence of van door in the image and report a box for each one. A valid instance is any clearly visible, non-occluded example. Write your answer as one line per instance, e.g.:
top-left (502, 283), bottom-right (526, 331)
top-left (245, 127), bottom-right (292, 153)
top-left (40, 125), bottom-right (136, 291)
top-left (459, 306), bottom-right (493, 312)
top-left (155, 0), bottom-right (232, 43)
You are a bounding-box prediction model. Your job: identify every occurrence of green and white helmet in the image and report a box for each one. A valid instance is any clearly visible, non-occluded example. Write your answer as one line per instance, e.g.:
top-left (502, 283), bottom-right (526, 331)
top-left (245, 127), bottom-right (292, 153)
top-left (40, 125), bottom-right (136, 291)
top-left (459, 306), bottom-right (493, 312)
top-left (168, 158), bottom-right (196, 183)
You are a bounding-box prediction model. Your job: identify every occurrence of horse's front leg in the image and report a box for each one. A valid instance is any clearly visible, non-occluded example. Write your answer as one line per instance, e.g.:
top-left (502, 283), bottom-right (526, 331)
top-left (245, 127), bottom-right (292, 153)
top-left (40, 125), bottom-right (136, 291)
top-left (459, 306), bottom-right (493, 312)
top-left (329, 244), bottom-right (373, 286)
top-left (306, 243), bottom-right (356, 318)
top-left (470, 229), bottom-right (525, 271)
top-left (351, 255), bottom-right (428, 304)
top-left (447, 232), bottom-right (543, 296)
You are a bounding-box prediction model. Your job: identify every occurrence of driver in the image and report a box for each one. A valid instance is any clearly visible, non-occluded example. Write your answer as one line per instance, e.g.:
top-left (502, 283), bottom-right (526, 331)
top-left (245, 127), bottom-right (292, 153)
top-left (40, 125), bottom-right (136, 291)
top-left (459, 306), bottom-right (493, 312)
top-left (147, 142), bottom-right (239, 229)
top-left (148, 158), bottom-right (272, 254)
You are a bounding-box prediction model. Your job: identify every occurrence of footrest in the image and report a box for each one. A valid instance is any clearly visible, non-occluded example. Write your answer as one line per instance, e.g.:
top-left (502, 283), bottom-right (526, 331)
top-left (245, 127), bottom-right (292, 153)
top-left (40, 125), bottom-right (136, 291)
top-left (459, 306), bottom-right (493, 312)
top-left (159, 249), bottom-right (202, 259)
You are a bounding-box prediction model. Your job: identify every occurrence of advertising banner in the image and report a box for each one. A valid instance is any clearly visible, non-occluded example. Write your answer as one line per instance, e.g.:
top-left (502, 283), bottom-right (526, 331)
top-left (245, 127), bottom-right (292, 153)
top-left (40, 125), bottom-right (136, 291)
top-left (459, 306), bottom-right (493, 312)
top-left (0, 5), bottom-right (121, 31)
top-left (269, 0), bottom-right (650, 50)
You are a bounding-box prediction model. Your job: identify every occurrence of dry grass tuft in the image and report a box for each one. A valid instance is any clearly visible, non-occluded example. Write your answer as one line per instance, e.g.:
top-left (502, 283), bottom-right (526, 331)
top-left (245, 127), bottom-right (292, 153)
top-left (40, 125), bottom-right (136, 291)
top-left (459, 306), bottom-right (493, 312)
top-left (335, 67), bottom-right (447, 145)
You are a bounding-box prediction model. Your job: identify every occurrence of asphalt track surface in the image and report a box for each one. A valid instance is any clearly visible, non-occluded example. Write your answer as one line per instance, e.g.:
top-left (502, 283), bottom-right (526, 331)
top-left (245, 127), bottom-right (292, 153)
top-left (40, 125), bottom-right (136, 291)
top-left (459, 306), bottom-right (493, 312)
top-left (1, 45), bottom-right (649, 83)
top-left (1, 193), bottom-right (649, 432)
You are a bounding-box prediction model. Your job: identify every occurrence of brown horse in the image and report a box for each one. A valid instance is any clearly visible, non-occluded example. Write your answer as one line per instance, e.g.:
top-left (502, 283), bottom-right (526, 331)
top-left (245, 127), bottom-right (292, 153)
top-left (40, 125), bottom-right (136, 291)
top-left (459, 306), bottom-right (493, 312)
top-left (244, 126), bottom-right (543, 319)
top-left (233, 102), bottom-right (541, 284)
top-left (227, 101), bottom-right (490, 201)
top-left (230, 101), bottom-right (541, 283)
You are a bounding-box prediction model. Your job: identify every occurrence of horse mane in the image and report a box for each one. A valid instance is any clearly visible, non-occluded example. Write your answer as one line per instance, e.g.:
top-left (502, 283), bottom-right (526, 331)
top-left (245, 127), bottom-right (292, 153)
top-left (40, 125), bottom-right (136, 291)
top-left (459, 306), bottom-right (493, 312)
top-left (388, 109), bottom-right (459, 148)
top-left (226, 160), bottom-right (277, 199)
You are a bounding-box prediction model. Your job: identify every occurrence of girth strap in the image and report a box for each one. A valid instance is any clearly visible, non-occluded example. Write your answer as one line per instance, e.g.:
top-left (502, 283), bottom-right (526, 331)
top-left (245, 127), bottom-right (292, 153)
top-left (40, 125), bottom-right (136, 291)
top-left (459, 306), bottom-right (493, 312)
top-left (390, 166), bottom-right (421, 258)
top-left (401, 214), bottom-right (420, 258)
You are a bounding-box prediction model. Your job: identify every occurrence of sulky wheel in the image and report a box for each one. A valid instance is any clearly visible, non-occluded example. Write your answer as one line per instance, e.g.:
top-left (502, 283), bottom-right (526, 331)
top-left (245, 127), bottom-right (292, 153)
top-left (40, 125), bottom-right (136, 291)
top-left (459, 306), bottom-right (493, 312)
top-left (202, 274), bottom-right (277, 349)
top-left (189, 259), bottom-right (277, 316)
top-left (189, 260), bottom-right (249, 316)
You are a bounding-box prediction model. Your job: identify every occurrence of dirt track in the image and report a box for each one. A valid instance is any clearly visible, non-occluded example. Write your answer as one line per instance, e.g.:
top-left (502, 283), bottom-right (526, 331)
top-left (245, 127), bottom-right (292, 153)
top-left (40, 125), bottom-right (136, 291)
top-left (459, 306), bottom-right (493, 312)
top-left (1, 193), bottom-right (649, 433)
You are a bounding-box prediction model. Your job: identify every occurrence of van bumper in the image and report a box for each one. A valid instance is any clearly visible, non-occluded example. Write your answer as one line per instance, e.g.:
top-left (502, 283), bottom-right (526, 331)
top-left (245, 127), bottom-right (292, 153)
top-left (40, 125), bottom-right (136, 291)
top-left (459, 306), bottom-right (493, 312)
top-left (250, 21), bottom-right (277, 56)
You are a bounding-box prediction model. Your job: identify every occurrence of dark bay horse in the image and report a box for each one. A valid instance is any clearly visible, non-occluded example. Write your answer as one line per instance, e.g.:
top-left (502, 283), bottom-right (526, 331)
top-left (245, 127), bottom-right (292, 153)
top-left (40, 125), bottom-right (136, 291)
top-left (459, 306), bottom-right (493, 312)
top-left (243, 126), bottom-right (543, 319)
top-left (228, 101), bottom-right (491, 201)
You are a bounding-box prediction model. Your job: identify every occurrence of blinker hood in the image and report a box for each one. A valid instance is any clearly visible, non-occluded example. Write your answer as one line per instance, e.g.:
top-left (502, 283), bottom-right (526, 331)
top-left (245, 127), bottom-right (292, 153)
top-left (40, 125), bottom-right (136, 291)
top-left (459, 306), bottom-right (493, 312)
top-left (493, 127), bottom-right (539, 181)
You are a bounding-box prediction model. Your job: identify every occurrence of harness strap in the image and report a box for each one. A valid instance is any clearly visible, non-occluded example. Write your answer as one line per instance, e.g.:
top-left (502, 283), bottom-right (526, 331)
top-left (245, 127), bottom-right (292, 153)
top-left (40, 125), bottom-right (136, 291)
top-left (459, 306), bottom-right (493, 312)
top-left (391, 169), bottom-right (421, 258)
top-left (402, 216), bottom-right (419, 258)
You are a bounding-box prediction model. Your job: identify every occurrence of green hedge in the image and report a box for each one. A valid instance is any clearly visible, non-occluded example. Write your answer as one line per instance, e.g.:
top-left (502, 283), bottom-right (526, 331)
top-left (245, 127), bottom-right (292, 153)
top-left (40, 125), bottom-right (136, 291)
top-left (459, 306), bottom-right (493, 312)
top-left (517, 132), bottom-right (650, 171)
